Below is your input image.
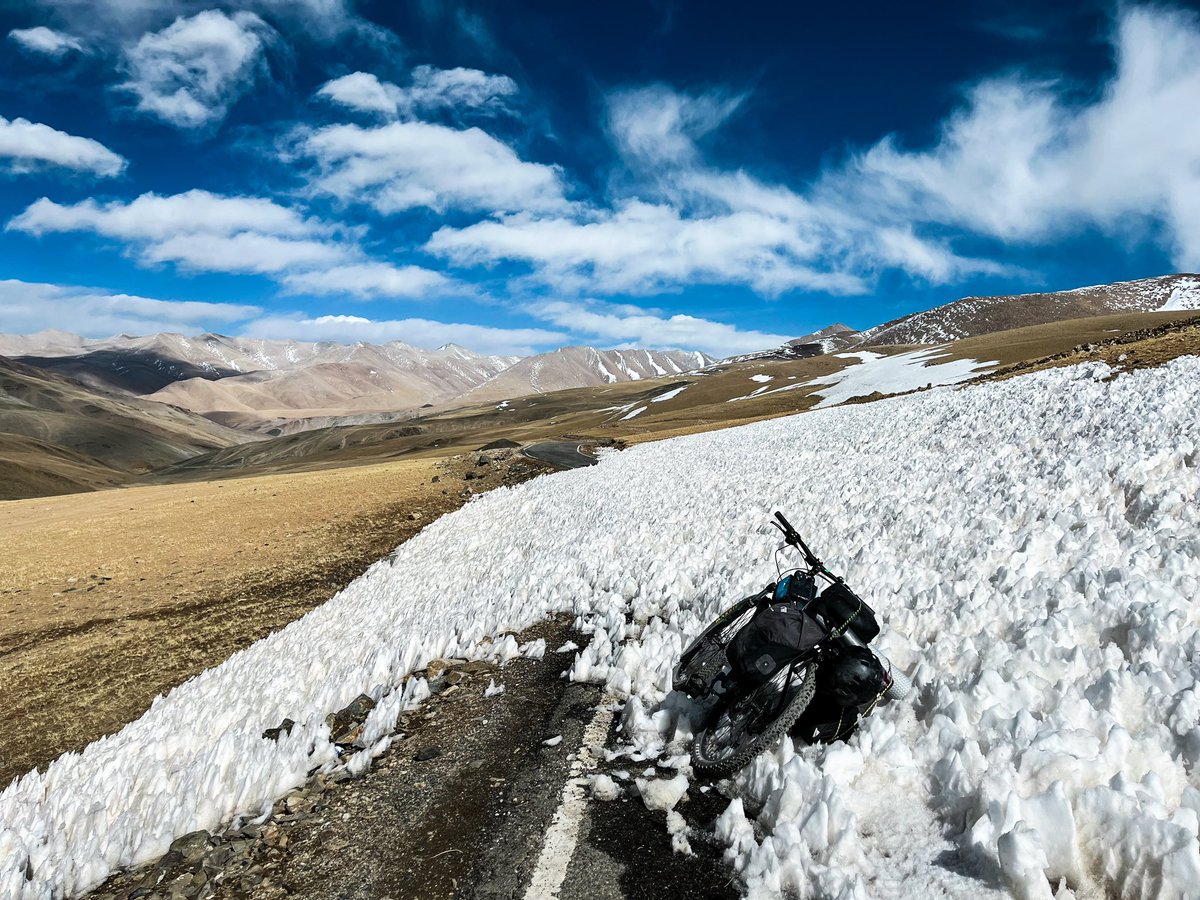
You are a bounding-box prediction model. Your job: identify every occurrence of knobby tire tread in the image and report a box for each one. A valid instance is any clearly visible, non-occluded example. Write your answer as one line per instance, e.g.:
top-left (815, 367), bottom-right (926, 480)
top-left (692, 663), bottom-right (817, 776)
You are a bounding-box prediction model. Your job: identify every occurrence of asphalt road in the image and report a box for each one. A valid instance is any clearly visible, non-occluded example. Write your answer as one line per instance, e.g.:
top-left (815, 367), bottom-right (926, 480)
top-left (523, 441), bottom-right (598, 469)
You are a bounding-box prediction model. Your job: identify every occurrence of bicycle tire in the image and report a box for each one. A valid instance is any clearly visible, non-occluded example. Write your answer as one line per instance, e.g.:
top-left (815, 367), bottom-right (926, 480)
top-left (672, 594), bottom-right (761, 695)
top-left (692, 661), bottom-right (817, 777)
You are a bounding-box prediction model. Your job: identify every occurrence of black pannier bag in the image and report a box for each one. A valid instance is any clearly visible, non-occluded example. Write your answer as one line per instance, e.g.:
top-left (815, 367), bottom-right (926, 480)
top-left (727, 602), bottom-right (824, 687)
top-left (813, 582), bottom-right (880, 643)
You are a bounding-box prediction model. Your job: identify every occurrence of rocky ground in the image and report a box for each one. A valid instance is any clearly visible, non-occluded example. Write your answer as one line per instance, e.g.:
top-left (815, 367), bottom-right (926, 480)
top-left (84, 616), bottom-right (739, 900)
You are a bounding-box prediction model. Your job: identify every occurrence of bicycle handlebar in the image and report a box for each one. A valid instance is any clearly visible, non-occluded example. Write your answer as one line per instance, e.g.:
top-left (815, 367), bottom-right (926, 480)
top-left (771, 509), bottom-right (843, 584)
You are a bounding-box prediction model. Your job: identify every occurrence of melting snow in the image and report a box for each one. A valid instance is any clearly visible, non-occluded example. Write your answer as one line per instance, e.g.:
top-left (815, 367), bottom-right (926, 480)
top-left (750, 374), bottom-right (774, 383)
top-left (1158, 277), bottom-right (1200, 311)
top-left (4, 359), bottom-right (1200, 900)
top-left (804, 348), bottom-right (996, 408)
top-left (651, 386), bottom-right (689, 403)
top-left (620, 406), bottom-right (648, 420)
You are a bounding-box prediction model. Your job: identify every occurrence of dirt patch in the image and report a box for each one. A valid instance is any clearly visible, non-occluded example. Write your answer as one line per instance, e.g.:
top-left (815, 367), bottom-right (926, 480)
top-left (970, 313), bottom-right (1200, 384)
top-left (85, 618), bottom-right (582, 900)
top-left (0, 451), bottom-right (547, 787)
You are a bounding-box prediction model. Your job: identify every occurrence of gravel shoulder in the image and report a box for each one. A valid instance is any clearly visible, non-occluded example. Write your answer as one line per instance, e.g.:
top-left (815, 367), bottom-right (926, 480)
top-left (85, 617), bottom-right (740, 900)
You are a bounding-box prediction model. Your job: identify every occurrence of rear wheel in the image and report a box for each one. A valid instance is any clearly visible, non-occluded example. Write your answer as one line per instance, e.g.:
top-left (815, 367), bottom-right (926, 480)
top-left (692, 661), bottom-right (817, 777)
top-left (673, 594), bottom-right (761, 696)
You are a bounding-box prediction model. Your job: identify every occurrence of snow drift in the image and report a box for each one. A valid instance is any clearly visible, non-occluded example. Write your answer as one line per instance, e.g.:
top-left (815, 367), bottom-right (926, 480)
top-left (3, 358), bottom-right (1200, 899)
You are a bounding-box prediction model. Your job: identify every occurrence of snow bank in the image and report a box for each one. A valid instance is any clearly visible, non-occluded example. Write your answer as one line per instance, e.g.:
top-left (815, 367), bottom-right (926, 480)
top-left (4, 358), bottom-right (1200, 899)
top-left (805, 347), bottom-right (995, 407)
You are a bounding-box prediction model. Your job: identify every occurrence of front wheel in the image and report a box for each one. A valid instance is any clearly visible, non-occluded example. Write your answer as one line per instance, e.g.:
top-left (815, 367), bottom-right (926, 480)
top-left (692, 661), bottom-right (817, 776)
top-left (672, 594), bottom-right (761, 696)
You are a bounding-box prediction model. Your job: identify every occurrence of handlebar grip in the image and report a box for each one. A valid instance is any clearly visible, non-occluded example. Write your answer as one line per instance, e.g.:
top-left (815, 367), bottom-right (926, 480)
top-left (772, 508), bottom-right (798, 537)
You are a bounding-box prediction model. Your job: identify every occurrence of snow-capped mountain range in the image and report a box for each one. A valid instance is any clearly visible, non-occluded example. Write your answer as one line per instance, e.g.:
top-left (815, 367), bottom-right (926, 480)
top-left (0, 331), bottom-right (713, 432)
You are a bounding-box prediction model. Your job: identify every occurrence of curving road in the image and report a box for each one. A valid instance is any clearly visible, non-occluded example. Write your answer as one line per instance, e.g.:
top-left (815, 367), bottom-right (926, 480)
top-left (523, 441), bottom-right (597, 469)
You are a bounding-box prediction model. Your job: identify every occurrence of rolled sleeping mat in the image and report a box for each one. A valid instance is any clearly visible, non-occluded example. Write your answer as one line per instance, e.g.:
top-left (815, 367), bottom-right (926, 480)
top-left (877, 652), bottom-right (913, 700)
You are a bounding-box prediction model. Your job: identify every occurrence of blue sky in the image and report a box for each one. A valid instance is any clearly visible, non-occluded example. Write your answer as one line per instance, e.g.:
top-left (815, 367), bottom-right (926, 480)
top-left (0, 0), bottom-right (1198, 356)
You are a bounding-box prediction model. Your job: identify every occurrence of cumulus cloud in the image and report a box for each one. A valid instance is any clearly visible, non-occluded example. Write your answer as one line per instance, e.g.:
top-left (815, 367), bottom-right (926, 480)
top-left (316, 71), bottom-right (399, 116)
top-left (8, 25), bottom-right (84, 57)
top-left (0, 278), bottom-right (259, 338)
top-left (526, 298), bottom-right (793, 357)
top-left (296, 121), bottom-right (567, 214)
top-left (316, 66), bottom-right (517, 119)
top-left (117, 9), bottom-right (275, 129)
top-left (240, 312), bottom-right (566, 356)
top-left (8, 189), bottom-right (353, 274)
top-left (281, 262), bottom-right (453, 298)
top-left (0, 116), bottom-right (126, 177)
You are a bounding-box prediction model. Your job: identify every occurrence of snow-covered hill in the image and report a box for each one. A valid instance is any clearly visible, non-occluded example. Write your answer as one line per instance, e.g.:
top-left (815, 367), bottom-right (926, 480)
top-left (458, 346), bottom-right (712, 404)
top-left (4, 357), bottom-right (1199, 898)
top-left (859, 274), bottom-right (1200, 346)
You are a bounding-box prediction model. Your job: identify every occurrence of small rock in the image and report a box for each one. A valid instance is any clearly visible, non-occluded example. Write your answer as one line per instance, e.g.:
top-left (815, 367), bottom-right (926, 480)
top-left (463, 470), bottom-right (480, 481)
top-left (415, 746), bottom-right (442, 762)
top-left (409, 512), bottom-right (421, 520)
top-left (431, 475), bottom-right (440, 483)
top-left (445, 670), bottom-right (468, 685)
top-left (459, 660), bottom-right (494, 675)
top-left (425, 658), bottom-right (465, 678)
top-left (169, 831), bottom-right (211, 861)
top-left (476, 455), bottom-right (491, 466)
top-left (262, 718), bottom-right (295, 741)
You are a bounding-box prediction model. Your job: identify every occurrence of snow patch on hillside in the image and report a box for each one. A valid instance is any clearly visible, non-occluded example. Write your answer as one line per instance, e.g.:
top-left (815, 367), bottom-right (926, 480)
top-left (3, 359), bottom-right (1200, 899)
top-left (804, 348), bottom-right (996, 407)
top-left (1158, 277), bottom-right (1200, 311)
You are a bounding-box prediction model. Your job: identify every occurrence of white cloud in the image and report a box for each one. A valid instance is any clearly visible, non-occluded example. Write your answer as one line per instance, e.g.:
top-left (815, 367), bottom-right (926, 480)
top-left (281, 263), bottom-right (453, 298)
top-left (607, 83), bottom-right (744, 168)
top-left (297, 121), bottom-right (567, 214)
top-left (316, 71), bottom-right (399, 116)
top-left (240, 312), bottom-right (566, 356)
top-left (428, 202), bottom-right (867, 296)
top-left (117, 9), bottom-right (275, 129)
top-left (0, 278), bottom-right (259, 338)
top-left (8, 189), bottom-right (353, 274)
top-left (316, 67), bottom-right (517, 120)
top-left (403, 65), bottom-right (517, 115)
top-left (429, 83), bottom-right (1001, 296)
top-left (0, 116), bottom-right (126, 177)
top-left (526, 299), bottom-right (792, 358)
top-left (8, 25), bottom-right (84, 57)
top-left (828, 6), bottom-right (1200, 269)
top-left (144, 232), bottom-right (350, 274)
top-left (25, 0), bottom-right (361, 43)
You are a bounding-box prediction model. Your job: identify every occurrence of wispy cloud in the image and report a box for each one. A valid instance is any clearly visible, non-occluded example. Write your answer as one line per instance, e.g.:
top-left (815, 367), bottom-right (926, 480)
top-left (8, 25), bottom-right (84, 57)
top-left (427, 6), bottom-right (1200, 297)
top-left (0, 116), bottom-right (126, 177)
top-left (316, 67), bottom-right (518, 120)
top-left (525, 298), bottom-right (792, 357)
top-left (281, 263), bottom-right (454, 298)
top-left (0, 278), bottom-right (260, 338)
top-left (240, 312), bottom-right (566, 356)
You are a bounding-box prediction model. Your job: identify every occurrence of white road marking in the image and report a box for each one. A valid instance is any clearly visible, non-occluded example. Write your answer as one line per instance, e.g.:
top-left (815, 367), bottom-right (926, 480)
top-left (522, 699), bottom-right (616, 900)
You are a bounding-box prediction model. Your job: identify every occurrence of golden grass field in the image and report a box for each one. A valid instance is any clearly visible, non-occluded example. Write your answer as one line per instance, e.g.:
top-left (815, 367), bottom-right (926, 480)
top-left (0, 452), bottom-right (541, 785)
